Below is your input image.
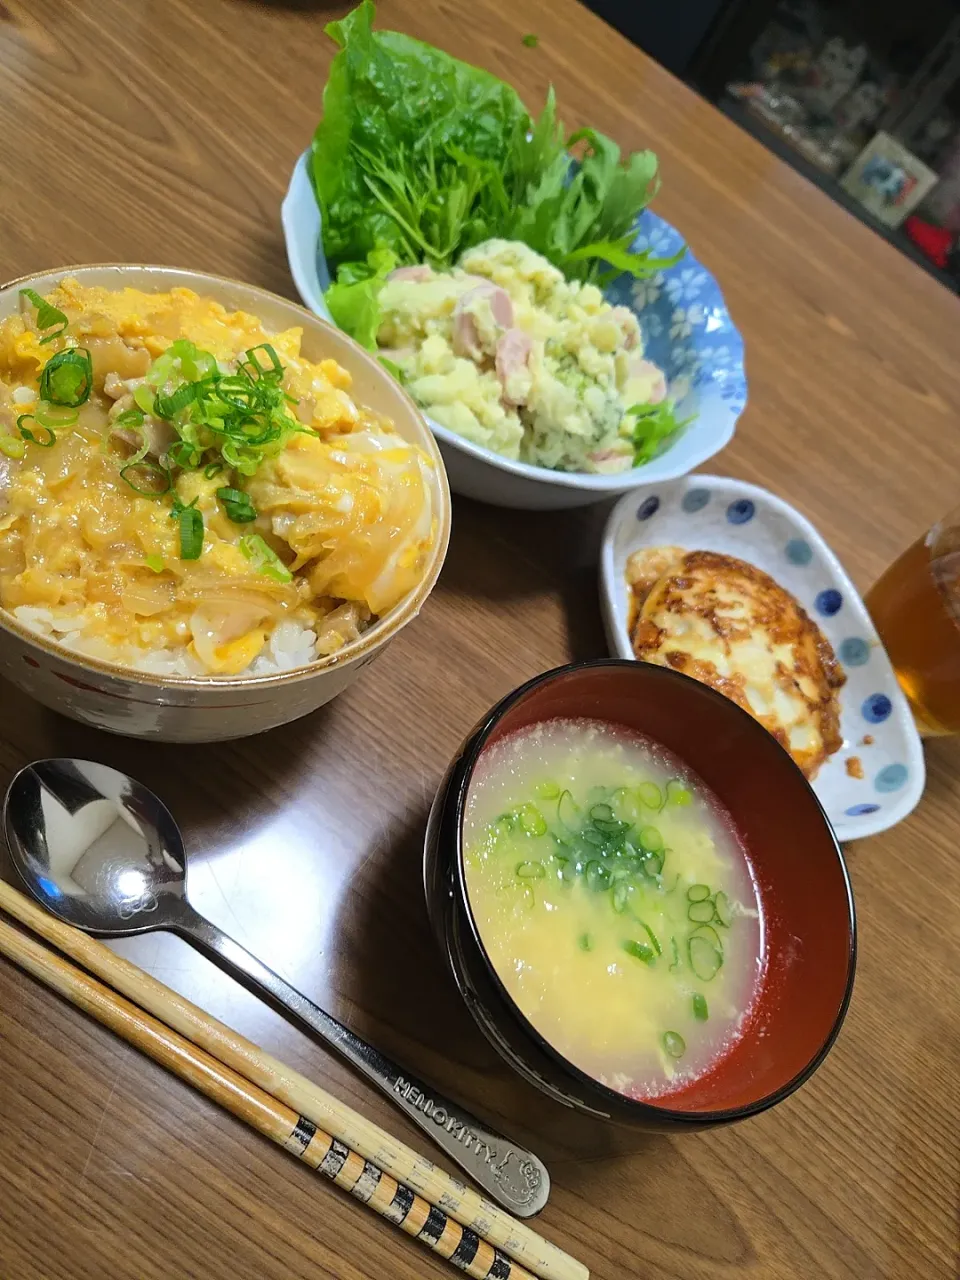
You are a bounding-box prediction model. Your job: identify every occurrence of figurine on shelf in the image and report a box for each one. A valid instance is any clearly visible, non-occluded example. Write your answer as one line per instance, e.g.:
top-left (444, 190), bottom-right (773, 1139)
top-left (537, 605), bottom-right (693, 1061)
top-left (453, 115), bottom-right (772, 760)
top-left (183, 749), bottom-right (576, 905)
top-left (801, 38), bottom-right (868, 116)
top-left (835, 81), bottom-right (888, 139)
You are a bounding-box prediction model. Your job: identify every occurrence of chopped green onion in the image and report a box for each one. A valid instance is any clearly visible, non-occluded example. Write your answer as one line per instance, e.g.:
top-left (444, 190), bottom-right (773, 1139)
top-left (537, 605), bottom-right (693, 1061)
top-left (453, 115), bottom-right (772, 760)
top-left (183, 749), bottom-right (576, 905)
top-left (688, 929), bottom-right (723, 982)
top-left (610, 786), bottom-right (639, 823)
top-left (134, 383), bottom-right (157, 414)
top-left (0, 435), bottom-right (26, 459)
top-left (121, 461), bottom-right (172, 496)
top-left (666, 779), bottom-right (693, 807)
top-left (581, 827), bottom-right (606, 848)
top-left (640, 848), bottom-right (664, 879)
top-left (578, 932), bottom-right (592, 952)
top-left (638, 921), bottom-right (662, 956)
top-left (662, 1031), bottom-right (686, 1059)
top-left (34, 401), bottom-right (78, 430)
top-left (557, 790), bottom-right (580, 831)
top-left (611, 881), bottom-right (632, 913)
top-left (145, 553), bottom-right (165, 573)
top-left (239, 533), bottom-right (292, 582)
top-left (241, 343), bottom-right (283, 378)
top-left (171, 496), bottom-right (204, 560)
top-left (589, 802), bottom-right (614, 823)
top-left (638, 825), bottom-right (663, 853)
top-left (517, 803), bottom-right (547, 836)
top-left (535, 781), bottom-right (560, 800)
top-left (113, 407), bottom-right (145, 431)
top-left (521, 32), bottom-right (539, 47)
top-left (585, 860), bottom-right (611, 892)
top-left (692, 993), bottom-right (708, 1021)
top-left (216, 486), bottom-right (257, 524)
top-left (153, 381), bottom-right (197, 418)
top-left (167, 440), bottom-right (202, 470)
top-left (516, 860), bottom-right (546, 879)
top-left (714, 890), bottom-right (732, 927)
top-left (132, 340), bottom-right (302, 481)
top-left (638, 782), bottom-right (663, 810)
top-left (108, 419), bottom-right (150, 467)
top-left (623, 939), bottom-right (655, 965)
top-left (688, 900), bottom-right (716, 924)
top-left (38, 348), bottom-right (92, 406)
top-left (592, 818), bottom-right (624, 839)
top-left (16, 414), bottom-right (55, 447)
top-left (668, 936), bottom-right (680, 971)
top-left (164, 338), bottom-right (217, 381)
top-left (204, 461), bottom-right (225, 479)
top-left (19, 288), bottom-right (68, 344)
top-left (687, 884), bottom-right (711, 902)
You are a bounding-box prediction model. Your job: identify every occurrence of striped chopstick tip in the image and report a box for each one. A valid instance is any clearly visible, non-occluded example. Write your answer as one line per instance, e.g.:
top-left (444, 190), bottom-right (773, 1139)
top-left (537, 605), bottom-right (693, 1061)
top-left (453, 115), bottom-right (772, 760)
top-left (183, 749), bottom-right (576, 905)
top-left (292, 1114), bottom-right (535, 1279)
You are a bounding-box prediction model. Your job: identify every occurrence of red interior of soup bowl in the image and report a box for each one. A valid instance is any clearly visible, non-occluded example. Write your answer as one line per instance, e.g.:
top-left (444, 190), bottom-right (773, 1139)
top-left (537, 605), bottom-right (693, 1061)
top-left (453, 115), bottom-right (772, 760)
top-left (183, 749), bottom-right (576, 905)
top-left (463, 660), bottom-right (856, 1117)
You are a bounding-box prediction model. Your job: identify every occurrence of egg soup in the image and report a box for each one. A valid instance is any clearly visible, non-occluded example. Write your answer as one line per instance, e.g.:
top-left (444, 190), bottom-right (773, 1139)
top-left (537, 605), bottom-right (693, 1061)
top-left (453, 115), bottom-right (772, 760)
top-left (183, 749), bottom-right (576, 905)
top-left (463, 719), bottom-right (764, 1099)
top-left (0, 280), bottom-right (436, 677)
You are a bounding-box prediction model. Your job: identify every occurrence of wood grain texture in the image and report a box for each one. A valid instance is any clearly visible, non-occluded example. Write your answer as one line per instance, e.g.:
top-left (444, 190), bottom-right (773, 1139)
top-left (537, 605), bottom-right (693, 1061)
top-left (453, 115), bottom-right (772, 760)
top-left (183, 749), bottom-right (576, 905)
top-left (0, 2), bottom-right (958, 1279)
top-left (0, 877), bottom-right (582, 1280)
top-left (0, 913), bottom-right (543, 1280)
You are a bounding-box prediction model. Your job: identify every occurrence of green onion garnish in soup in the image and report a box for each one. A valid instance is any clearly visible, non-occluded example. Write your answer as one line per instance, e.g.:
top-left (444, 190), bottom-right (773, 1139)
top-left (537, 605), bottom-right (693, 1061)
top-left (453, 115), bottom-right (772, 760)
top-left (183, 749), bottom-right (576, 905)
top-left (662, 1031), bottom-right (686, 1059)
top-left (463, 718), bottom-right (763, 1099)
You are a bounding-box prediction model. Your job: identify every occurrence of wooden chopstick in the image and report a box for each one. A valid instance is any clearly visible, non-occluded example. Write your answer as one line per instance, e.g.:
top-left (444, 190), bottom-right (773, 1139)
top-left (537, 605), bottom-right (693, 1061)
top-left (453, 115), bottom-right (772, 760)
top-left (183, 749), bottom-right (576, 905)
top-left (0, 912), bottom-right (541, 1280)
top-left (0, 880), bottom-right (587, 1280)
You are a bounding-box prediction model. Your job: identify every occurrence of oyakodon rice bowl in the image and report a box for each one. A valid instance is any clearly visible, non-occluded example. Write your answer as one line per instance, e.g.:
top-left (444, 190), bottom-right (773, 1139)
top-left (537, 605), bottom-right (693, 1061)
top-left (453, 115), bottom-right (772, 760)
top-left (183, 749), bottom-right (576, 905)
top-left (0, 266), bottom-right (450, 742)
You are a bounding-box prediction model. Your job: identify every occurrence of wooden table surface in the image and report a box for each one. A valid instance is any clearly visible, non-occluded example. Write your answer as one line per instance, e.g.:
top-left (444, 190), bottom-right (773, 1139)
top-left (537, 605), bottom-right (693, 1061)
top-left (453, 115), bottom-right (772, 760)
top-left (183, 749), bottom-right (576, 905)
top-left (1, 2), bottom-right (958, 1278)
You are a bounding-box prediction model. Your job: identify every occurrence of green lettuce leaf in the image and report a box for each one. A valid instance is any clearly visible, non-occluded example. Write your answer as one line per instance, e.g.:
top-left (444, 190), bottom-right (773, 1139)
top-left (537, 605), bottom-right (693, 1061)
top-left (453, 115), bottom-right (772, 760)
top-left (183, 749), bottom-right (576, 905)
top-left (310, 3), bottom-right (685, 302)
top-left (625, 400), bottom-right (694, 465)
top-left (311, 0), bottom-right (530, 270)
top-left (325, 245), bottom-right (398, 349)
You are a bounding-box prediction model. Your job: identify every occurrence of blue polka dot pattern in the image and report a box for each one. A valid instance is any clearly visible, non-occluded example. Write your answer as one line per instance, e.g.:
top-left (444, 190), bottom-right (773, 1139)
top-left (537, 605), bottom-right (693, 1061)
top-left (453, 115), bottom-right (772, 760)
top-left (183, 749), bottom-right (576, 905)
top-left (726, 498), bottom-right (755, 524)
top-left (839, 637), bottom-right (870, 667)
top-left (637, 496), bottom-right (660, 521)
top-left (876, 763), bottom-right (908, 793)
top-left (785, 538), bottom-right (813, 566)
top-left (815, 588), bottom-right (843, 617)
top-left (846, 803), bottom-right (880, 817)
top-left (681, 488), bottom-right (711, 513)
top-left (862, 693), bottom-right (892, 724)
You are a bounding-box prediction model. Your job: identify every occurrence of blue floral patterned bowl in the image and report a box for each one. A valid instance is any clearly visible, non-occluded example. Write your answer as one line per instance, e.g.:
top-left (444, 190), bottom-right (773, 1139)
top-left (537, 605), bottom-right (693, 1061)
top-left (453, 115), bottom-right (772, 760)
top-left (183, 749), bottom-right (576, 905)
top-left (600, 474), bottom-right (925, 841)
top-left (282, 152), bottom-right (747, 509)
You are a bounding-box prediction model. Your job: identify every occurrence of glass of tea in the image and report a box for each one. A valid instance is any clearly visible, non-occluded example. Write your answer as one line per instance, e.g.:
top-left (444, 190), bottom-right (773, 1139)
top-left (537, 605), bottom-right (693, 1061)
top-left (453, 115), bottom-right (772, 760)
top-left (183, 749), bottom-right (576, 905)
top-left (866, 507), bottom-right (960, 735)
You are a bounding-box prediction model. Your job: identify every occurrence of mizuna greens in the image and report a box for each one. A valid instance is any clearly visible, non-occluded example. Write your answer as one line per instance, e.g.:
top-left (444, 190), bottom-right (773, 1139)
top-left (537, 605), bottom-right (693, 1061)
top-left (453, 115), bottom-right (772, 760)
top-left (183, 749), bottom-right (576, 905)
top-left (311, 1), bottom-right (683, 343)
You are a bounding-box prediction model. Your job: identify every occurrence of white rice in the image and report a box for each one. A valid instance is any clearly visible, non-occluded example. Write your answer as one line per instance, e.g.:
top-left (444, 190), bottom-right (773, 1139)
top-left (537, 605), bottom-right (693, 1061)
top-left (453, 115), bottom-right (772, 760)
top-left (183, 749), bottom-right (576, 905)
top-left (11, 607), bottom-right (319, 678)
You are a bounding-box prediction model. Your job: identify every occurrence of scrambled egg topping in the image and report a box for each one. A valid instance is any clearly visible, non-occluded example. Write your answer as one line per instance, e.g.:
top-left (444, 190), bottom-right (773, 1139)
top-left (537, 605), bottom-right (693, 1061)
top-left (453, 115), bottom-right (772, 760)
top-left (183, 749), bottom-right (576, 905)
top-left (627, 547), bottom-right (846, 779)
top-left (0, 281), bottom-right (435, 675)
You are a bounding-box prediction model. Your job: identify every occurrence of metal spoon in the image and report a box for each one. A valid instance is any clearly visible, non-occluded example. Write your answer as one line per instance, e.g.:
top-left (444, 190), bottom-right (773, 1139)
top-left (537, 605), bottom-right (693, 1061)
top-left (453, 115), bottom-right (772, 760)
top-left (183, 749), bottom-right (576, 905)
top-left (3, 758), bottom-right (549, 1216)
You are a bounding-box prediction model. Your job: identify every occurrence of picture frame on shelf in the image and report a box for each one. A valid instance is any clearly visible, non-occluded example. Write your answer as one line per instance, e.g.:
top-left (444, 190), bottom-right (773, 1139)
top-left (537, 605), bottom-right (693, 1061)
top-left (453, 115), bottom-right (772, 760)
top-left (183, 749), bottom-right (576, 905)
top-left (841, 131), bottom-right (940, 228)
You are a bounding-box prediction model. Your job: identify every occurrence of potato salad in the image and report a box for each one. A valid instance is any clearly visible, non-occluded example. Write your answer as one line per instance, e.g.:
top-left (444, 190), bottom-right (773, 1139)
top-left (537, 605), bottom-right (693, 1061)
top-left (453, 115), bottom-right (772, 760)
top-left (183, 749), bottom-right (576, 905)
top-left (376, 241), bottom-right (670, 474)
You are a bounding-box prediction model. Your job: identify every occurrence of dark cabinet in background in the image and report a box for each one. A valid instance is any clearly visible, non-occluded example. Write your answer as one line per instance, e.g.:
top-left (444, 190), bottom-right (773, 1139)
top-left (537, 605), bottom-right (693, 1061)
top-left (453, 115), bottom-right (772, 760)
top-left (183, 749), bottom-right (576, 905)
top-left (584, 0), bottom-right (960, 292)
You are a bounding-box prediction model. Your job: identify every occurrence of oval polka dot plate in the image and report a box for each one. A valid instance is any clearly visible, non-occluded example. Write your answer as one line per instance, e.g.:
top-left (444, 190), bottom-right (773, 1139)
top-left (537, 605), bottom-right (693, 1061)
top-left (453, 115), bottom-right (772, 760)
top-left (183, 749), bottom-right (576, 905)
top-left (600, 474), bottom-right (925, 842)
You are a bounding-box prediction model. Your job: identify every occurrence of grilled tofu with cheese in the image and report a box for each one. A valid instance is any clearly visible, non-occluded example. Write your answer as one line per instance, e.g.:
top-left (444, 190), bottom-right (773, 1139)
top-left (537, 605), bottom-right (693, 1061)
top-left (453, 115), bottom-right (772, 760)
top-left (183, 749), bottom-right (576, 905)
top-left (627, 547), bottom-right (845, 779)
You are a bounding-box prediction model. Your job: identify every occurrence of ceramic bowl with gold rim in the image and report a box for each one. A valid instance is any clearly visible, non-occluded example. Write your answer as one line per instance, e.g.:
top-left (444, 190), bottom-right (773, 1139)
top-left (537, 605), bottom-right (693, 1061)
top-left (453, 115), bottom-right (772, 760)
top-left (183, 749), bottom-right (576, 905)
top-left (0, 265), bottom-right (451, 742)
